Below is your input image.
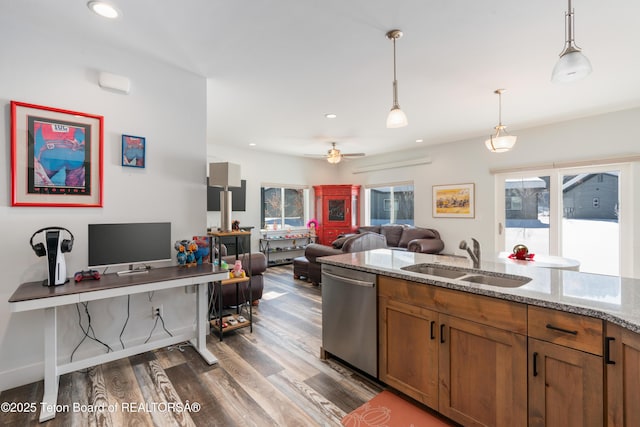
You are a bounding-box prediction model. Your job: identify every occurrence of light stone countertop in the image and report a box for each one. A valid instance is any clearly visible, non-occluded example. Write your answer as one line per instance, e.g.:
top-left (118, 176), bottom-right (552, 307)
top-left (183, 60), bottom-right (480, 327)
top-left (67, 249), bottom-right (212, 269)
top-left (318, 249), bottom-right (640, 334)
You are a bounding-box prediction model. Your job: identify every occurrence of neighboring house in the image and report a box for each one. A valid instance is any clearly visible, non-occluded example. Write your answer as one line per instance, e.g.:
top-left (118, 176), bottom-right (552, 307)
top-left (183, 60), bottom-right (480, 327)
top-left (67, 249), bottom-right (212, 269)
top-left (505, 173), bottom-right (618, 226)
top-left (563, 173), bottom-right (619, 220)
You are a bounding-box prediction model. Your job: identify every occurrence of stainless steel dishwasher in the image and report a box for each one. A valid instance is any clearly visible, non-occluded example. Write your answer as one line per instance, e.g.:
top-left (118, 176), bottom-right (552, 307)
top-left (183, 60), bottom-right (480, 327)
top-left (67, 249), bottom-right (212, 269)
top-left (321, 264), bottom-right (377, 377)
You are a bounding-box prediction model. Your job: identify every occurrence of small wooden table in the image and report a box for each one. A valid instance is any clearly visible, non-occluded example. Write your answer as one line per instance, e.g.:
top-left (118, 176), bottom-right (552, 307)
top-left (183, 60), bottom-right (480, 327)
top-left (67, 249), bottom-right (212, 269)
top-left (208, 231), bottom-right (253, 340)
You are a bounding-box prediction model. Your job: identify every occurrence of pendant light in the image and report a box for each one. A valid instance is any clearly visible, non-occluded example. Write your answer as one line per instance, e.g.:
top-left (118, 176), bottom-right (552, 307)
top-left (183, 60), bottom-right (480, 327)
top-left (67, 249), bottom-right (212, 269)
top-left (386, 30), bottom-right (408, 128)
top-left (485, 89), bottom-right (517, 153)
top-left (551, 0), bottom-right (592, 84)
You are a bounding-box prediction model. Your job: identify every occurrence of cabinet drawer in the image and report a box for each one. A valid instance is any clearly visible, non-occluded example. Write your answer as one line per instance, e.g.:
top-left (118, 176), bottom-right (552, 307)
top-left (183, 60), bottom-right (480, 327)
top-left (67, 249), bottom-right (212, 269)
top-left (528, 305), bottom-right (603, 355)
top-left (378, 276), bottom-right (527, 334)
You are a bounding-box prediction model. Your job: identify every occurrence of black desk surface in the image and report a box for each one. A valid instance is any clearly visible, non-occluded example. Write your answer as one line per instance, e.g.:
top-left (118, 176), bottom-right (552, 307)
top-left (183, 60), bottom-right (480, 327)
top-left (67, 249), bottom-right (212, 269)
top-left (9, 264), bottom-right (225, 303)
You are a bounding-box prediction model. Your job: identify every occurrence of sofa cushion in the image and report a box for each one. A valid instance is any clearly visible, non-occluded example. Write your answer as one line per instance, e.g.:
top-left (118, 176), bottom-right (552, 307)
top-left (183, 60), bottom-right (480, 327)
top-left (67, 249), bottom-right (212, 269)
top-left (358, 225), bottom-right (381, 234)
top-left (340, 232), bottom-right (387, 252)
top-left (332, 234), bottom-right (356, 249)
top-left (398, 227), bottom-right (438, 248)
top-left (380, 225), bottom-right (405, 247)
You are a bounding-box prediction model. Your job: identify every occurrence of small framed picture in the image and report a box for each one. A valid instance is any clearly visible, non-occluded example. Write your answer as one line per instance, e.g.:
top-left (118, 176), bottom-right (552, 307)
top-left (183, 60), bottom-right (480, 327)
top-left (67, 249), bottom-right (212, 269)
top-left (122, 134), bottom-right (145, 168)
top-left (433, 183), bottom-right (475, 218)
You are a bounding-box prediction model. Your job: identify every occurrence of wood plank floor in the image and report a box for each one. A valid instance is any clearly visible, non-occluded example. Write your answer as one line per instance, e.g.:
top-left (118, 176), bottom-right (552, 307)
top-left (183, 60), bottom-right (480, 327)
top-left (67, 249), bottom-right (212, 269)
top-left (0, 265), bottom-right (383, 427)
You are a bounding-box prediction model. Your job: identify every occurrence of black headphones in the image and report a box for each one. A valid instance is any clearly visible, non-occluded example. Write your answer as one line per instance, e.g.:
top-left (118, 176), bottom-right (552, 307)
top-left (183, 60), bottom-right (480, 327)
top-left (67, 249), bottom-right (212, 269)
top-left (30, 227), bottom-right (74, 257)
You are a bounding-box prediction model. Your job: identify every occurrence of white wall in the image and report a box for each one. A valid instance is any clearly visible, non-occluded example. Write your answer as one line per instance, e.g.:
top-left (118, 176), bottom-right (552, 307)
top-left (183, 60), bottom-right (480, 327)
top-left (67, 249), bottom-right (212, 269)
top-left (0, 23), bottom-right (208, 390)
top-left (204, 107), bottom-right (639, 279)
top-left (339, 108), bottom-right (640, 276)
top-left (206, 147), bottom-right (338, 249)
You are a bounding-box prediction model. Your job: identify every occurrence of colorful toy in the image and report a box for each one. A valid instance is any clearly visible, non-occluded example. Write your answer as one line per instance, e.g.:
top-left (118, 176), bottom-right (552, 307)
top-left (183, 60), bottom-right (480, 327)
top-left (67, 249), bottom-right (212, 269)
top-left (307, 218), bottom-right (318, 237)
top-left (192, 236), bottom-right (210, 264)
top-left (176, 245), bottom-right (187, 265)
top-left (230, 260), bottom-right (246, 278)
top-left (175, 239), bottom-right (199, 267)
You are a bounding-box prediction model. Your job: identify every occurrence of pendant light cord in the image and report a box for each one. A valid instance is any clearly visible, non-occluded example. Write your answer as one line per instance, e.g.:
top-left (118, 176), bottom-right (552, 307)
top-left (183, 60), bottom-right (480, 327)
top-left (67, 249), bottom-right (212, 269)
top-left (392, 36), bottom-right (399, 107)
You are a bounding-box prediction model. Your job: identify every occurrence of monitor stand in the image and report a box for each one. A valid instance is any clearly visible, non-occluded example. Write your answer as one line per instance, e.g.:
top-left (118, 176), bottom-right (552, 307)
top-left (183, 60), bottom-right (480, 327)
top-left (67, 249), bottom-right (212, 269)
top-left (116, 264), bottom-right (150, 276)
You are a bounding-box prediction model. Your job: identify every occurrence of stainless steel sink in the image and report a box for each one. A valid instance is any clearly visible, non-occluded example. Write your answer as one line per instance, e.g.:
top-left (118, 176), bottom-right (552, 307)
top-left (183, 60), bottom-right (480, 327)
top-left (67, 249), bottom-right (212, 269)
top-left (460, 274), bottom-right (531, 288)
top-left (401, 264), bottom-right (468, 279)
top-left (401, 263), bottom-right (531, 288)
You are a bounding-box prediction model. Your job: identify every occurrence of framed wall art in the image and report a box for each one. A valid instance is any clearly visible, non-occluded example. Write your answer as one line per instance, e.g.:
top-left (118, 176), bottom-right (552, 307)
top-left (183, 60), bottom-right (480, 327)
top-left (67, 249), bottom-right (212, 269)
top-left (432, 183), bottom-right (475, 218)
top-left (121, 134), bottom-right (145, 168)
top-left (11, 101), bottom-right (104, 207)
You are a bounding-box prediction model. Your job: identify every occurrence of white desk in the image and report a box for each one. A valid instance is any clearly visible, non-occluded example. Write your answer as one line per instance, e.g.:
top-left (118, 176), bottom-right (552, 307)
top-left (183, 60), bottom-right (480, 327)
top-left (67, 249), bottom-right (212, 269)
top-left (497, 252), bottom-right (581, 271)
top-left (8, 264), bottom-right (228, 423)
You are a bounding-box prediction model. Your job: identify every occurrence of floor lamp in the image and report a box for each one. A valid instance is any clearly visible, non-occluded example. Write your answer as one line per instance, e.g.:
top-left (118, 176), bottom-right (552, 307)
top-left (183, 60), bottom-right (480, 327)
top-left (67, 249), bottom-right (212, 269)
top-left (209, 162), bottom-right (241, 232)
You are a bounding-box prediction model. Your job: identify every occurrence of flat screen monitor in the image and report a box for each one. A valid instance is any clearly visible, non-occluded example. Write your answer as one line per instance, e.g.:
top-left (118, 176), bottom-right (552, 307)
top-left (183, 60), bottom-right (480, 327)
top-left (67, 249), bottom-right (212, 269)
top-left (88, 222), bottom-right (171, 273)
top-left (207, 179), bottom-right (246, 211)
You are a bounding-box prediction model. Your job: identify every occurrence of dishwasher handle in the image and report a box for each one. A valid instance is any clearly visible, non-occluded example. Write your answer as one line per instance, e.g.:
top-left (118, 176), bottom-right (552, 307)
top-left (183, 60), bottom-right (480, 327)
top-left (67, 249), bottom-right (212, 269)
top-left (323, 271), bottom-right (375, 287)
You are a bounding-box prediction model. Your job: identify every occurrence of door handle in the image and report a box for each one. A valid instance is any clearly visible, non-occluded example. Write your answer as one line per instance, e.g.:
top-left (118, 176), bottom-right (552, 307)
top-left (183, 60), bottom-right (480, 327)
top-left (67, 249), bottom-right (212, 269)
top-left (533, 352), bottom-right (539, 377)
top-left (440, 324), bottom-right (446, 343)
top-left (430, 321), bottom-right (436, 340)
top-left (498, 222), bottom-right (503, 235)
top-left (605, 337), bottom-right (616, 365)
top-left (546, 323), bottom-right (578, 335)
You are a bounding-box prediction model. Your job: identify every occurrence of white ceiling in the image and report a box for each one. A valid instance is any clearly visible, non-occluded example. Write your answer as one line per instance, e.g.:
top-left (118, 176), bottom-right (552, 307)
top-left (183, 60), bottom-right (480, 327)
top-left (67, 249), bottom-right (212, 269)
top-left (8, 1), bottom-right (640, 159)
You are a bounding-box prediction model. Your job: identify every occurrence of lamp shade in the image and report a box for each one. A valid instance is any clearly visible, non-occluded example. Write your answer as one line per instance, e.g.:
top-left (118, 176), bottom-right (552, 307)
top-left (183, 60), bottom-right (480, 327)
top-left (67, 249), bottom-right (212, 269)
top-left (485, 133), bottom-right (517, 153)
top-left (209, 162), bottom-right (241, 188)
top-left (551, 50), bottom-right (592, 83)
top-left (386, 107), bottom-right (408, 128)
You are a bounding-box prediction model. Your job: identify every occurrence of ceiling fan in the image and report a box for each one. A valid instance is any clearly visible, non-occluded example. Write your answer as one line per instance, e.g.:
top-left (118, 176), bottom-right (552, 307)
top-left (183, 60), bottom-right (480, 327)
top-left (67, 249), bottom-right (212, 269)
top-left (309, 142), bottom-right (365, 164)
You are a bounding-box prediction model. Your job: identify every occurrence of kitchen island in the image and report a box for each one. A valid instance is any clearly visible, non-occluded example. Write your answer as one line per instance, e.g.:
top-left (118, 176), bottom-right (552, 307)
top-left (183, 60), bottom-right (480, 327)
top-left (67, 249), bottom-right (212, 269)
top-left (319, 249), bottom-right (640, 427)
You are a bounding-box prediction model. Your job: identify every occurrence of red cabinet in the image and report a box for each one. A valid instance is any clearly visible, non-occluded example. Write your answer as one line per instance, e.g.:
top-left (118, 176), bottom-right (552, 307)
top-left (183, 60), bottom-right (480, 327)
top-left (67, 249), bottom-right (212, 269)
top-left (313, 185), bottom-right (360, 245)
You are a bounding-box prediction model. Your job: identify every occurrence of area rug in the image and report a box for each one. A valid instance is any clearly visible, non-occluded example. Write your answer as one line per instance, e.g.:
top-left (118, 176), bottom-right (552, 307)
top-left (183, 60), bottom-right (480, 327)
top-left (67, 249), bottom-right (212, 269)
top-left (341, 390), bottom-right (455, 427)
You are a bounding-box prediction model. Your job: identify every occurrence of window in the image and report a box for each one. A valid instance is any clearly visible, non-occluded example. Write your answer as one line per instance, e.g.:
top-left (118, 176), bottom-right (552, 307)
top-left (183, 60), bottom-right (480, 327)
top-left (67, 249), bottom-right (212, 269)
top-left (261, 186), bottom-right (309, 229)
top-left (365, 183), bottom-right (414, 226)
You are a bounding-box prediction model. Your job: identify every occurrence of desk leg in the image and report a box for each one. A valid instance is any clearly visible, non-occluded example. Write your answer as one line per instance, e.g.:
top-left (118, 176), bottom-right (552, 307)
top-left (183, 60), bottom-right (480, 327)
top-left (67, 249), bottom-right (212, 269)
top-left (39, 307), bottom-right (59, 422)
top-left (190, 282), bottom-right (218, 365)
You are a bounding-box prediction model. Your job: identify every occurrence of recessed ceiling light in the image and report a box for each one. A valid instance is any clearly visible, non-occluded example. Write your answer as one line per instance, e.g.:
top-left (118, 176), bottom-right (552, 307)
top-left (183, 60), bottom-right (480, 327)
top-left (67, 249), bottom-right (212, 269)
top-left (87, 1), bottom-right (120, 19)
top-left (416, 139), bottom-right (423, 143)
top-left (324, 113), bottom-right (337, 119)
top-left (249, 143), bottom-right (256, 147)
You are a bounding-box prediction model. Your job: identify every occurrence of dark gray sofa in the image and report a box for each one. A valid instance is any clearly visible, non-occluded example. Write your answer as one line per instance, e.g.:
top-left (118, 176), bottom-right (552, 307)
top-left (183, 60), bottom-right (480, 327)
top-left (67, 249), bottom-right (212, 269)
top-left (303, 225), bottom-right (445, 285)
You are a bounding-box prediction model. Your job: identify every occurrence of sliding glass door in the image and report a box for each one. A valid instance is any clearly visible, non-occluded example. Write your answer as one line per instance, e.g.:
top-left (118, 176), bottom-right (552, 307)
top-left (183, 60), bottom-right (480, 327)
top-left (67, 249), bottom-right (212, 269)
top-left (560, 169), bottom-right (620, 275)
top-left (496, 164), bottom-right (629, 276)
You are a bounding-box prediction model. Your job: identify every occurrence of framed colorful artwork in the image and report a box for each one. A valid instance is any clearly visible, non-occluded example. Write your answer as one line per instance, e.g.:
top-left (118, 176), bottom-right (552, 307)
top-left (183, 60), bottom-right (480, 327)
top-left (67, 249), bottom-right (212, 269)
top-left (432, 183), bottom-right (475, 218)
top-left (121, 134), bottom-right (145, 168)
top-left (10, 101), bottom-right (104, 207)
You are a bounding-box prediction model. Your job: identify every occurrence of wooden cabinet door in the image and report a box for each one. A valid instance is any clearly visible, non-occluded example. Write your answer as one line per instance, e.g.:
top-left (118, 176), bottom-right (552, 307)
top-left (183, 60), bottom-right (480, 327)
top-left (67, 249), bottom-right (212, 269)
top-left (378, 296), bottom-right (439, 408)
top-left (528, 338), bottom-right (603, 427)
top-left (607, 323), bottom-right (640, 427)
top-left (438, 314), bottom-right (527, 427)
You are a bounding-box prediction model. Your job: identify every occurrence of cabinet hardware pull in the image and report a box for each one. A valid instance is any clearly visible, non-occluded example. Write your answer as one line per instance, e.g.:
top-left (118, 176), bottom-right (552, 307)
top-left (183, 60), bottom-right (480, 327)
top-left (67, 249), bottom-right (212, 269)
top-left (545, 323), bottom-right (578, 335)
top-left (430, 321), bottom-right (436, 340)
top-left (440, 324), bottom-right (445, 343)
top-left (605, 337), bottom-right (616, 365)
top-left (533, 352), bottom-right (538, 377)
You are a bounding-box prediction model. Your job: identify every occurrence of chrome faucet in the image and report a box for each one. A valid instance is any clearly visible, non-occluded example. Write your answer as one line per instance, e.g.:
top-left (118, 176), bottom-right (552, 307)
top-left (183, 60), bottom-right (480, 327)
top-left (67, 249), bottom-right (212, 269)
top-left (459, 238), bottom-right (481, 269)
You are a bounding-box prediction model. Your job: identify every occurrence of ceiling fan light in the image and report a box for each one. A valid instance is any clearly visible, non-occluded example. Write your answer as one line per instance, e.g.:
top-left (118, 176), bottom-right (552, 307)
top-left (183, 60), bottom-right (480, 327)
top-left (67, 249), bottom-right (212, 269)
top-left (386, 106), bottom-right (408, 128)
top-left (327, 154), bottom-right (341, 164)
top-left (551, 49), bottom-right (592, 83)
